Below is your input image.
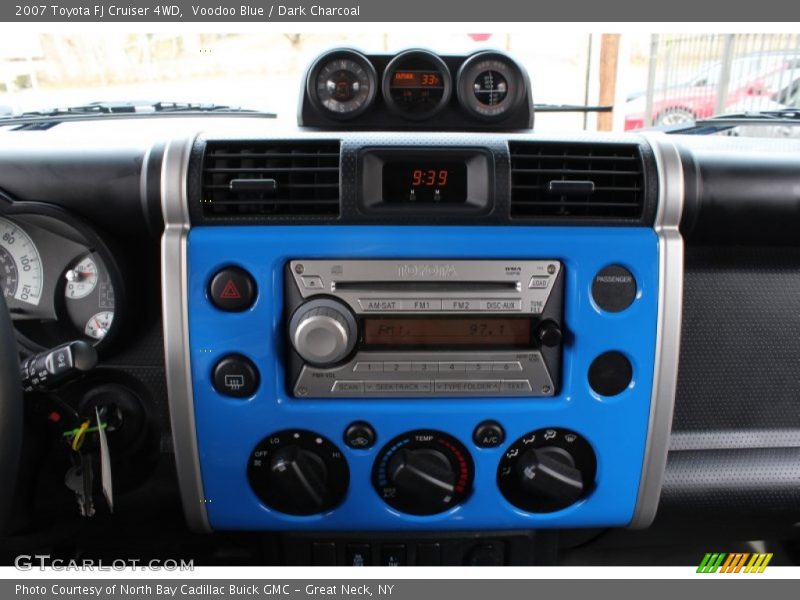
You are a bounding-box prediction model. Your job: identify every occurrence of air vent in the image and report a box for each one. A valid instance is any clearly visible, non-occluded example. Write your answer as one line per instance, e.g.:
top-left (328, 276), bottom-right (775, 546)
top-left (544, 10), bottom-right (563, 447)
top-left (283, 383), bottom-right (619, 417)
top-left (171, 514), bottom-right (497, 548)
top-left (510, 142), bottom-right (645, 220)
top-left (201, 141), bottom-right (340, 217)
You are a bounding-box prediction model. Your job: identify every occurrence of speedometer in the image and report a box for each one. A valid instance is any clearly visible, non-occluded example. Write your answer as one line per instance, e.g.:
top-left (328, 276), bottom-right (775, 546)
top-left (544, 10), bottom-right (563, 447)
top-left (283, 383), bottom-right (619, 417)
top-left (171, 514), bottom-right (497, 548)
top-left (0, 216), bottom-right (43, 306)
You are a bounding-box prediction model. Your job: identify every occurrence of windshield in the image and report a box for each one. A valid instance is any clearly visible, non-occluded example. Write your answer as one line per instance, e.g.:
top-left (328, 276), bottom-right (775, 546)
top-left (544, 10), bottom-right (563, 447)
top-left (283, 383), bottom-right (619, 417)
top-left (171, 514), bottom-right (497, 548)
top-left (2, 32), bottom-right (799, 137)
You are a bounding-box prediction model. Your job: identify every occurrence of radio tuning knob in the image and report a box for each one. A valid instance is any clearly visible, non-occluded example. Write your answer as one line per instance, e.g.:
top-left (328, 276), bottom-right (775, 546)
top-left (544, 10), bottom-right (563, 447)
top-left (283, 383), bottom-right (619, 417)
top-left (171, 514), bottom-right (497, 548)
top-left (536, 320), bottom-right (563, 347)
top-left (289, 298), bottom-right (357, 367)
top-left (515, 446), bottom-right (584, 508)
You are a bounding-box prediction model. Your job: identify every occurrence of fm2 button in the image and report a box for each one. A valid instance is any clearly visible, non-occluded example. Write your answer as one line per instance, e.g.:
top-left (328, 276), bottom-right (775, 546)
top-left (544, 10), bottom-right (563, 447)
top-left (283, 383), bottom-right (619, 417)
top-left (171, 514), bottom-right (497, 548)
top-left (473, 420), bottom-right (505, 448)
top-left (209, 266), bottom-right (256, 312)
top-left (213, 354), bottom-right (260, 398)
top-left (592, 265), bottom-right (636, 313)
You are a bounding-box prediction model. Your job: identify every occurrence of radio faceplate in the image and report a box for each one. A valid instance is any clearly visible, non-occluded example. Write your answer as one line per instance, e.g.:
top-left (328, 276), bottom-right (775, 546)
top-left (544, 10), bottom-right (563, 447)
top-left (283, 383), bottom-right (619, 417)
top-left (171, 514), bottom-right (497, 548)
top-left (285, 260), bottom-right (564, 398)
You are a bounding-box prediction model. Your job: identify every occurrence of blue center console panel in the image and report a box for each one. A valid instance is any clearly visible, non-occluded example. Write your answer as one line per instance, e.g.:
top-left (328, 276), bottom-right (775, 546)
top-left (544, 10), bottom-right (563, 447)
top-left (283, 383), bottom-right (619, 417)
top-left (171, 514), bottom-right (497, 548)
top-left (185, 225), bottom-right (659, 531)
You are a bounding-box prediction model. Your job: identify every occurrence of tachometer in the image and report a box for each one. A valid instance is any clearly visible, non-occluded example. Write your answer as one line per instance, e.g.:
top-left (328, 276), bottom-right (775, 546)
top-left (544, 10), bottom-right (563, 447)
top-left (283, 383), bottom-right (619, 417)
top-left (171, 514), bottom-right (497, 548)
top-left (0, 216), bottom-right (43, 306)
top-left (308, 49), bottom-right (377, 119)
top-left (456, 51), bottom-right (526, 121)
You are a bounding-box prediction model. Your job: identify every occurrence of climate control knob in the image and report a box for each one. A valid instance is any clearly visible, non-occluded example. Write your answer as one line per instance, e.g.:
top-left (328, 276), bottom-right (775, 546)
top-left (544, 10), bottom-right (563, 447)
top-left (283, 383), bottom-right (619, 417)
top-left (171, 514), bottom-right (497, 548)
top-left (247, 430), bottom-right (349, 515)
top-left (289, 298), bottom-right (357, 366)
top-left (498, 427), bottom-right (596, 513)
top-left (373, 430), bottom-right (474, 515)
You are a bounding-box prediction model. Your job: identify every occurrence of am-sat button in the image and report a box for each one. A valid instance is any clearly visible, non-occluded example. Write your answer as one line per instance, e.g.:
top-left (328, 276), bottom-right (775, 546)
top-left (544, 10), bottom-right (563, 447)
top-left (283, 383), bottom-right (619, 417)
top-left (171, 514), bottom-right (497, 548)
top-left (358, 298), bottom-right (402, 311)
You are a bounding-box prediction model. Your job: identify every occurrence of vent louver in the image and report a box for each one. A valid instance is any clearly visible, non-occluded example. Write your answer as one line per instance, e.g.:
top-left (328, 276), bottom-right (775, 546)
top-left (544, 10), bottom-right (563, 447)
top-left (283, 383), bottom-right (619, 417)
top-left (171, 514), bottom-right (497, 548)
top-left (201, 141), bottom-right (340, 217)
top-left (510, 142), bottom-right (645, 220)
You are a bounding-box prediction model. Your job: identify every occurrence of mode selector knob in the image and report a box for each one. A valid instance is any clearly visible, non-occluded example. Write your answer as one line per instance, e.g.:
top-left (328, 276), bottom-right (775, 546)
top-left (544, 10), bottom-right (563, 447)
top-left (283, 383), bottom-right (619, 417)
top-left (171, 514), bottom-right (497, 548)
top-left (289, 298), bottom-right (357, 366)
top-left (497, 427), bottom-right (597, 513)
top-left (516, 446), bottom-right (583, 506)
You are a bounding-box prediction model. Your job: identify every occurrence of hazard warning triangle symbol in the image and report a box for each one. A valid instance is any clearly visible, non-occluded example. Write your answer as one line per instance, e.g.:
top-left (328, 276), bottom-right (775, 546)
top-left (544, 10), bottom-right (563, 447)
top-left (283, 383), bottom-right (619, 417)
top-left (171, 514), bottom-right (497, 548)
top-left (219, 279), bottom-right (242, 299)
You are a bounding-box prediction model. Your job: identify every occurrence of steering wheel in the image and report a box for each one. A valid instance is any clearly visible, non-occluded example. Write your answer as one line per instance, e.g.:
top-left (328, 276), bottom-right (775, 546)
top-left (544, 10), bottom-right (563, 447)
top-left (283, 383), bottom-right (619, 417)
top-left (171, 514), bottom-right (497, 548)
top-left (0, 292), bottom-right (22, 534)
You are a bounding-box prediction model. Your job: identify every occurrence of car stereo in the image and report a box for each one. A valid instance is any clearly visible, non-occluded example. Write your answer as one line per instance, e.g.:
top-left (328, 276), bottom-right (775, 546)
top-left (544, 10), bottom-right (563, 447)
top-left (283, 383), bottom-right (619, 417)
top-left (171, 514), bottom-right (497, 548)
top-left (284, 260), bottom-right (564, 398)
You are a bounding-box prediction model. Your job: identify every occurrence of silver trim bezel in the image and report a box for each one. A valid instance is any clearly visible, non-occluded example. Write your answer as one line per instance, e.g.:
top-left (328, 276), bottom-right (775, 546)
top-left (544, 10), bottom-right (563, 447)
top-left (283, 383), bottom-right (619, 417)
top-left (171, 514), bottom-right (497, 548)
top-left (629, 132), bottom-right (684, 529)
top-left (161, 134), bottom-right (210, 532)
top-left (160, 130), bottom-right (682, 532)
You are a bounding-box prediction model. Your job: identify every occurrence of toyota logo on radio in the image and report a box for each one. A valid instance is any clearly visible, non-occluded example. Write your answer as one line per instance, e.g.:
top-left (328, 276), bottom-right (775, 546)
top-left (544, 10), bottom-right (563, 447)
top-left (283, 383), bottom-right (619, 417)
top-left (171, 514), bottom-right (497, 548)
top-left (397, 263), bottom-right (457, 278)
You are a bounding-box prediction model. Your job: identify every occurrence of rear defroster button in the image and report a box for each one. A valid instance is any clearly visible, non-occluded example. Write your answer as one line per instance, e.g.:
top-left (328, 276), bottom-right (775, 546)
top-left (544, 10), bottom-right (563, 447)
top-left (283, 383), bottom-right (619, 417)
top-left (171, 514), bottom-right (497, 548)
top-left (213, 354), bottom-right (260, 398)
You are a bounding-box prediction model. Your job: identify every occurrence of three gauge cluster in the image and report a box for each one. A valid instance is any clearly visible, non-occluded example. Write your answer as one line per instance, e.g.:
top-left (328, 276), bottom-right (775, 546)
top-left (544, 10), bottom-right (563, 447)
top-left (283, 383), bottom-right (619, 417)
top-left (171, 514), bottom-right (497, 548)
top-left (299, 49), bottom-right (533, 130)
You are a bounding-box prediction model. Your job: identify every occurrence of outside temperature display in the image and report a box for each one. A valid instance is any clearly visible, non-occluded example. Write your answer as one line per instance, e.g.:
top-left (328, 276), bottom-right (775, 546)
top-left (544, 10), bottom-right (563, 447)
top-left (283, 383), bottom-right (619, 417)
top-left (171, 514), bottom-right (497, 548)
top-left (392, 71), bottom-right (443, 88)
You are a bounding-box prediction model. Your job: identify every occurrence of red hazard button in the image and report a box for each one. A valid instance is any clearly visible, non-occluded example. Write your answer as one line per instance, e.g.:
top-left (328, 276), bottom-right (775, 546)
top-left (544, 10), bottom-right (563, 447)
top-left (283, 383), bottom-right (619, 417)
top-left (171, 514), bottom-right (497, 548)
top-left (209, 266), bottom-right (256, 312)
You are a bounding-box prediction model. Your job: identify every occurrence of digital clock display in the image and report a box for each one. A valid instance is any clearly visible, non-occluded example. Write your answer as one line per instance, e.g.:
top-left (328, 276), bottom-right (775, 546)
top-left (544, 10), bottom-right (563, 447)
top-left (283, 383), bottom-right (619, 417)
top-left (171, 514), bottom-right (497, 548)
top-left (382, 161), bottom-right (468, 204)
top-left (364, 317), bottom-right (532, 348)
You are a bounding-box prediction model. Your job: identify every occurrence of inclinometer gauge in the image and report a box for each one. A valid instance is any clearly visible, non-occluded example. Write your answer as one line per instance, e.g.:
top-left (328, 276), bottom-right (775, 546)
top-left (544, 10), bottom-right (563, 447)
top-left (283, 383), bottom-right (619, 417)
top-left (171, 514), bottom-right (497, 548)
top-left (457, 51), bottom-right (526, 121)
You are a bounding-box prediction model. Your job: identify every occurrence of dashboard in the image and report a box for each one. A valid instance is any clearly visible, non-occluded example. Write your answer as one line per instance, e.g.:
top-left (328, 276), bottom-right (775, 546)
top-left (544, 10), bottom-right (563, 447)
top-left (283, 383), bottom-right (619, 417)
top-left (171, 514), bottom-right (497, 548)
top-left (2, 48), bottom-right (800, 566)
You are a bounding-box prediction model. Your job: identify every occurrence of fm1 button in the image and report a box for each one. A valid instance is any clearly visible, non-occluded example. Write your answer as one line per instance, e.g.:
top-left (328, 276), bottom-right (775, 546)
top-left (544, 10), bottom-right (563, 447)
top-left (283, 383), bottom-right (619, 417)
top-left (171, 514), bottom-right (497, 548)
top-left (473, 420), bottom-right (505, 448)
top-left (209, 266), bottom-right (256, 312)
top-left (592, 265), bottom-right (636, 313)
top-left (344, 421), bottom-right (376, 449)
top-left (213, 354), bottom-right (260, 398)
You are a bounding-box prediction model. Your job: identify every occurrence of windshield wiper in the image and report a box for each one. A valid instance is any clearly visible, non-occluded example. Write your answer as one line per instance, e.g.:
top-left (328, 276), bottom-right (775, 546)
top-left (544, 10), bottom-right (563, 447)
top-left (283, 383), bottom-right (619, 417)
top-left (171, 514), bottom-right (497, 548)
top-left (660, 108), bottom-right (800, 134)
top-left (533, 103), bottom-right (612, 113)
top-left (1, 101), bottom-right (276, 124)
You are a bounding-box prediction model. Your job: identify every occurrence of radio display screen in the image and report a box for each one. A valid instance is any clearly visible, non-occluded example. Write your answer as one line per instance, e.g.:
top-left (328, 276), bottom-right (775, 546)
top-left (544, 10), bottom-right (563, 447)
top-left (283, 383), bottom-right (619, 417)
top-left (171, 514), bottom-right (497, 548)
top-left (382, 161), bottom-right (468, 204)
top-left (363, 317), bottom-right (532, 347)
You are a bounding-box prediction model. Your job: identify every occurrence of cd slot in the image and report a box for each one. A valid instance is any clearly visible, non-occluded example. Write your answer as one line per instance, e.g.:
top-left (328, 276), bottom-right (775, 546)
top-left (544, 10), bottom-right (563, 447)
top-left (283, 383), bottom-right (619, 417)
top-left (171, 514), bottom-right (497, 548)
top-left (334, 280), bottom-right (520, 293)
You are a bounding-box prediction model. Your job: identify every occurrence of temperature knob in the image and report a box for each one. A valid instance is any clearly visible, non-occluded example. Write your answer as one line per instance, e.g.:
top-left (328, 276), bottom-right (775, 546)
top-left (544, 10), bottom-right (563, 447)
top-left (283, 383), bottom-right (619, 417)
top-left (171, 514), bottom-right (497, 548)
top-left (288, 298), bottom-right (357, 366)
top-left (373, 430), bottom-right (474, 515)
top-left (497, 427), bottom-right (596, 513)
top-left (247, 430), bottom-right (349, 515)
